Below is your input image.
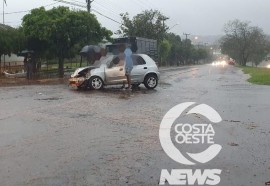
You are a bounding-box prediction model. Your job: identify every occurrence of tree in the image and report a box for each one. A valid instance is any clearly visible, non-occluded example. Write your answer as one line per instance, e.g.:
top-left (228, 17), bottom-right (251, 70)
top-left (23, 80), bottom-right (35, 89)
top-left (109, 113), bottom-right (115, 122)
top-left (0, 25), bottom-right (12, 59)
top-left (198, 48), bottom-right (209, 62)
top-left (22, 7), bottom-right (112, 77)
top-left (221, 19), bottom-right (270, 66)
top-left (117, 10), bottom-right (168, 42)
top-left (0, 25), bottom-right (19, 55)
top-left (183, 39), bottom-right (193, 64)
top-left (165, 33), bottom-right (183, 65)
top-left (0, 24), bottom-right (21, 71)
top-left (159, 39), bottom-right (172, 66)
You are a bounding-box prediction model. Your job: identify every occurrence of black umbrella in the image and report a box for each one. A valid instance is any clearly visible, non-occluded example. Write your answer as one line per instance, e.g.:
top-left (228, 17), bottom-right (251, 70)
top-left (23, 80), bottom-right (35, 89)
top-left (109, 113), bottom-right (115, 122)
top-left (80, 45), bottom-right (101, 57)
top-left (17, 49), bottom-right (34, 57)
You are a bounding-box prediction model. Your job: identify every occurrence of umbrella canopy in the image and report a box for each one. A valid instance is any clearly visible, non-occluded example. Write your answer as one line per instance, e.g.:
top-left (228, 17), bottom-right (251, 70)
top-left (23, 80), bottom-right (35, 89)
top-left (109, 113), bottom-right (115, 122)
top-left (80, 45), bottom-right (101, 57)
top-left (17, 50), bottom-right (34, 57)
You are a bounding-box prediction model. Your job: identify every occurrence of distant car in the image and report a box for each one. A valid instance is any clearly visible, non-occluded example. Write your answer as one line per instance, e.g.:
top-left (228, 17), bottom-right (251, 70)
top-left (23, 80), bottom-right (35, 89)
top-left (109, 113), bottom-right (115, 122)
top-left (228, 60), bottom-right (235, 65)
top-left (69, 54), bottom-right (160, 90)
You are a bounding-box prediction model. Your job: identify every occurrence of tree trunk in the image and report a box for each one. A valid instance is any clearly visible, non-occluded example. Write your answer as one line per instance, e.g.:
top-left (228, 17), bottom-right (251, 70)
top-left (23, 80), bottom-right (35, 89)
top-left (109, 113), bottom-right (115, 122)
top-left (0, 54), bottom-right (2, 74)
top-left (243, 57), bottom-right (247, 66)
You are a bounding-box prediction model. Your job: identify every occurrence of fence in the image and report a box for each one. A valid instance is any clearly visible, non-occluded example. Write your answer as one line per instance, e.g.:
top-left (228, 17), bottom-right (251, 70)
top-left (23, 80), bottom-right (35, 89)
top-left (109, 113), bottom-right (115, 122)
top-left (0, 62), bottom-right (78, 79)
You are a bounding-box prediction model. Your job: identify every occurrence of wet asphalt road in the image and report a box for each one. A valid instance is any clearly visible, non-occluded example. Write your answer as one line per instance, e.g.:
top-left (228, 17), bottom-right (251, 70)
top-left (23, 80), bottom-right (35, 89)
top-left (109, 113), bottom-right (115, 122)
top-left (0, 65), bottom-right (269, 186)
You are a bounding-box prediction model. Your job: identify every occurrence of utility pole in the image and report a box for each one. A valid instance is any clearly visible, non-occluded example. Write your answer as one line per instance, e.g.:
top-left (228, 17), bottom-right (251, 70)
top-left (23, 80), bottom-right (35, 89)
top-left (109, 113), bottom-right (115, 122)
top-left (86, 0), bottom-right (94, 44)
top-left (2, 0), bottom-right (7, 72)
top-left (183, 33), bottom-right (190, 41)
top-left (197, 42), bottom-right (203, 49)
top-left (2, 0), bottom-right (5, 24)
top-left (86, 0), bottom-right (94, 13)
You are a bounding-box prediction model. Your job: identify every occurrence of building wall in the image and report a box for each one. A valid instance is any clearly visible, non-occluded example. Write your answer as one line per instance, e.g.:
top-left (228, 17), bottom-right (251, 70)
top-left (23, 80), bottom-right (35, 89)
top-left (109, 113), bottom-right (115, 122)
top-left (0, 54), bottom-right (24, 66)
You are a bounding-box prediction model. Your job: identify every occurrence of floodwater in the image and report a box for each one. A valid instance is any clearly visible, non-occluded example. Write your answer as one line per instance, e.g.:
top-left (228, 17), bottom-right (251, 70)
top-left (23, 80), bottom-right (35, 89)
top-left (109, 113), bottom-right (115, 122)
top-left (0, 65), bottom-right (269, 185)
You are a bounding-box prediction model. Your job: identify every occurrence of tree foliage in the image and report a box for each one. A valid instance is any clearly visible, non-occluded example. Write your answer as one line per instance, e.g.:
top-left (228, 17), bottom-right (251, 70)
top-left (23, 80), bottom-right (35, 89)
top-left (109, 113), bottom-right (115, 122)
top-left (118, 10), bottom-right (168, 42)
top-left (221, 19), bottom-right (270, 66)
top-left (0, 24), bottom-right (21, 61)
top-left (165, 33), bottom-right (183, 65)
top-left (22, 6), bottom-right (112, 77)
top-left (191, 47), bottom-right (209, 63)
top-left (118, 10), bottom-right (212, 65)
top-left (159, 39), bottom-right (172, 65)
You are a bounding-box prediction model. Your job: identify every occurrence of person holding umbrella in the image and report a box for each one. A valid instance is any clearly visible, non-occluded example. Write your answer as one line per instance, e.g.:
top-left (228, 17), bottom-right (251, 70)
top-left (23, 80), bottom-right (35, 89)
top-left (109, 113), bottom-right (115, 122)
top-left (26, 53), bottom-right (33, 80)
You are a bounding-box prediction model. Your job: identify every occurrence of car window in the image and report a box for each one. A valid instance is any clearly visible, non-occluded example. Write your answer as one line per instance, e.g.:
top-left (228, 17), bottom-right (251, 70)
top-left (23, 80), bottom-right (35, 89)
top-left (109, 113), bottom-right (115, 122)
top-left (108, 56), bottom-right (120, 68)
top-left (108, 56), bottom-right (125, 68)
top-left (132, 55), bottom-right (146, 66)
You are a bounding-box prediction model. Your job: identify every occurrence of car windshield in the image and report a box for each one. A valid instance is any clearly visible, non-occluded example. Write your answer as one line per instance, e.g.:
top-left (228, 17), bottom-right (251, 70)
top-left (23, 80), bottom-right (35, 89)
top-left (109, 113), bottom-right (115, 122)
top-left (99, 55), bottom-right (114, 66)
top-left (91, 55), bottom-right (114, 68)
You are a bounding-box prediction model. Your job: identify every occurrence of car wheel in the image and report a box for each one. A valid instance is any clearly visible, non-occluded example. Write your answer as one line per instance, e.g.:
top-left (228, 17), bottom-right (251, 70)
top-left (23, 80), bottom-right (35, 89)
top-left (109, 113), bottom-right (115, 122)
top-left (89, 76), bottom-right (103, 90)
top-left (144, 74), bottom-right (158, 89)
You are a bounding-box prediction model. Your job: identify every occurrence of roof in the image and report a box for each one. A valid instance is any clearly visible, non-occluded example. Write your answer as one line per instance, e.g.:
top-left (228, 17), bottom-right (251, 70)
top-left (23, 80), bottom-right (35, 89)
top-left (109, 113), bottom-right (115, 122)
top-left (113, 36), bottom-right (157, 43)
top-left (0, 24), bottom-right (14, 31)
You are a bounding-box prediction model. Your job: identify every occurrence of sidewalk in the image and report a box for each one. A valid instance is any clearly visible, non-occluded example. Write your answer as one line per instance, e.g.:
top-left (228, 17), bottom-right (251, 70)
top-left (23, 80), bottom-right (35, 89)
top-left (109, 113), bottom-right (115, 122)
top-left (0, 65), bottom-right (200, 87)
top-left (0, 77), bottom-right (68, 87)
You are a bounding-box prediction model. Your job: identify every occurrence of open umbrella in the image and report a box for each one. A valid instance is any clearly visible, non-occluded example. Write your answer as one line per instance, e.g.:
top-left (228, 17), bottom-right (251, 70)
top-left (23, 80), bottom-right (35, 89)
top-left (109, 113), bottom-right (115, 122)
top-left (17, 49), bottom-right (34, 57)
top-left (80, 45), bottom-right (101, 57)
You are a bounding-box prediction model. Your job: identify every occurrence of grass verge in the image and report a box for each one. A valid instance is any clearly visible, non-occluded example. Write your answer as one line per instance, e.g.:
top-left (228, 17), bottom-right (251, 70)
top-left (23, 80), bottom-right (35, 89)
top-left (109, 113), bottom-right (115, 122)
top-left (241, 66), bottom-right (270, 85)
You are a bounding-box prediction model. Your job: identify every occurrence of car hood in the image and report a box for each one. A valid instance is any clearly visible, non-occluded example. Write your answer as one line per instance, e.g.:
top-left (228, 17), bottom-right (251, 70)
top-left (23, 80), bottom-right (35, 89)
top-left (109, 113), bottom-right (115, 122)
top-left (71, 66), bottom-right (97, 78)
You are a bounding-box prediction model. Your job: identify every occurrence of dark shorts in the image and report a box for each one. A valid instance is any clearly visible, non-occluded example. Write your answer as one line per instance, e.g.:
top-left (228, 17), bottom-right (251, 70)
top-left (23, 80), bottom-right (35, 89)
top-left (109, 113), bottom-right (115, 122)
top-left (125, 67), bottom-right (133, 75)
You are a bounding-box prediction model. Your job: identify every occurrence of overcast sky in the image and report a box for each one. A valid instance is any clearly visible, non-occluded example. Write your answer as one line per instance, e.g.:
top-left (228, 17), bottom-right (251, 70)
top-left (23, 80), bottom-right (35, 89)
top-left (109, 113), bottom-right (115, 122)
top-left (2, 0), bottom-right (270, 38)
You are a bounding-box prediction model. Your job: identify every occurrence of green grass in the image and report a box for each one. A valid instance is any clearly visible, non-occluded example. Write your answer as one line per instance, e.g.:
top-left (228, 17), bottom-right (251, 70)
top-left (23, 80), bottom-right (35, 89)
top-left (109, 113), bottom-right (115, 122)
top-left (241, 66), bottom-right (270, 85)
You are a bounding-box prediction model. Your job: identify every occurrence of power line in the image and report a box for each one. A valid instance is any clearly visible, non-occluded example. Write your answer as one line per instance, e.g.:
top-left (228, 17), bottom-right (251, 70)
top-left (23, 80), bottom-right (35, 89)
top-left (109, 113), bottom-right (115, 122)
top-left (98, 0), bottom-right (126, 14)
top-left (44, 2), bottom-right (60, 8)
top-left (137, 0), bottom-right (152, 10)
top-left (91, 9), bottom-right (121, 24)
top-left (52, 0), bottom-right (122, 25)
top-left (0, 2), bottom-right (59, 15)
top-left (73, 0), bottom-right (85, 5)
top-left (93, 1), bottom-right (120, 17)
top-left (1, 10), bottom-right (29, 15)
top-left (52, 0), bottom-right (85, 8)
top-left (2, 0), bottom-right (121, 27)
top-left (132, 0), bottom-right (146, 12)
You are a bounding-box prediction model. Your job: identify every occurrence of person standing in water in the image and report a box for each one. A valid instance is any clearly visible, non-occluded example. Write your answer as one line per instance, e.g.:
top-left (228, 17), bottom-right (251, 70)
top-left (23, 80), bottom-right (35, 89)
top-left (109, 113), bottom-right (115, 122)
top-left (123, 45), bottom-right (133, 90)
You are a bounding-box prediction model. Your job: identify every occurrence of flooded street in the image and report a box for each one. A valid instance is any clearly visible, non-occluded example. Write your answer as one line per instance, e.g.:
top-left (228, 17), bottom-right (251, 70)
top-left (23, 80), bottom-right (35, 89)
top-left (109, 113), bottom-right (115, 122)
top-left (0, 65), bottom-right (270, 186)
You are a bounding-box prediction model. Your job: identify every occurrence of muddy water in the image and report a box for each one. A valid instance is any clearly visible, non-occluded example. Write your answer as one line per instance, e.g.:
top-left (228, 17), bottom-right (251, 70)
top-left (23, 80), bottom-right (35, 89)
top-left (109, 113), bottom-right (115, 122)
top-left (0, 65), bottom-right (270, 185)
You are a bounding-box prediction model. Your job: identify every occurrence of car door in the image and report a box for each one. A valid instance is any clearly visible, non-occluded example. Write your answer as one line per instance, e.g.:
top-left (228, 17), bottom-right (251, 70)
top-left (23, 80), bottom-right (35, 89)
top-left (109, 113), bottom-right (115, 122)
top-left (105, 55), bottom-right (126, 84)
top-left (130, 55), bottom-right (148, 83)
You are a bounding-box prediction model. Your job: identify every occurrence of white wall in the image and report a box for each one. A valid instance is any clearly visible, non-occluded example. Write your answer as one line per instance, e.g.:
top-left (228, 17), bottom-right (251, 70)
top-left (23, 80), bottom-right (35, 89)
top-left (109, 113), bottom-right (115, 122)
top-left (0, 54), bottom-right (24, 66)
